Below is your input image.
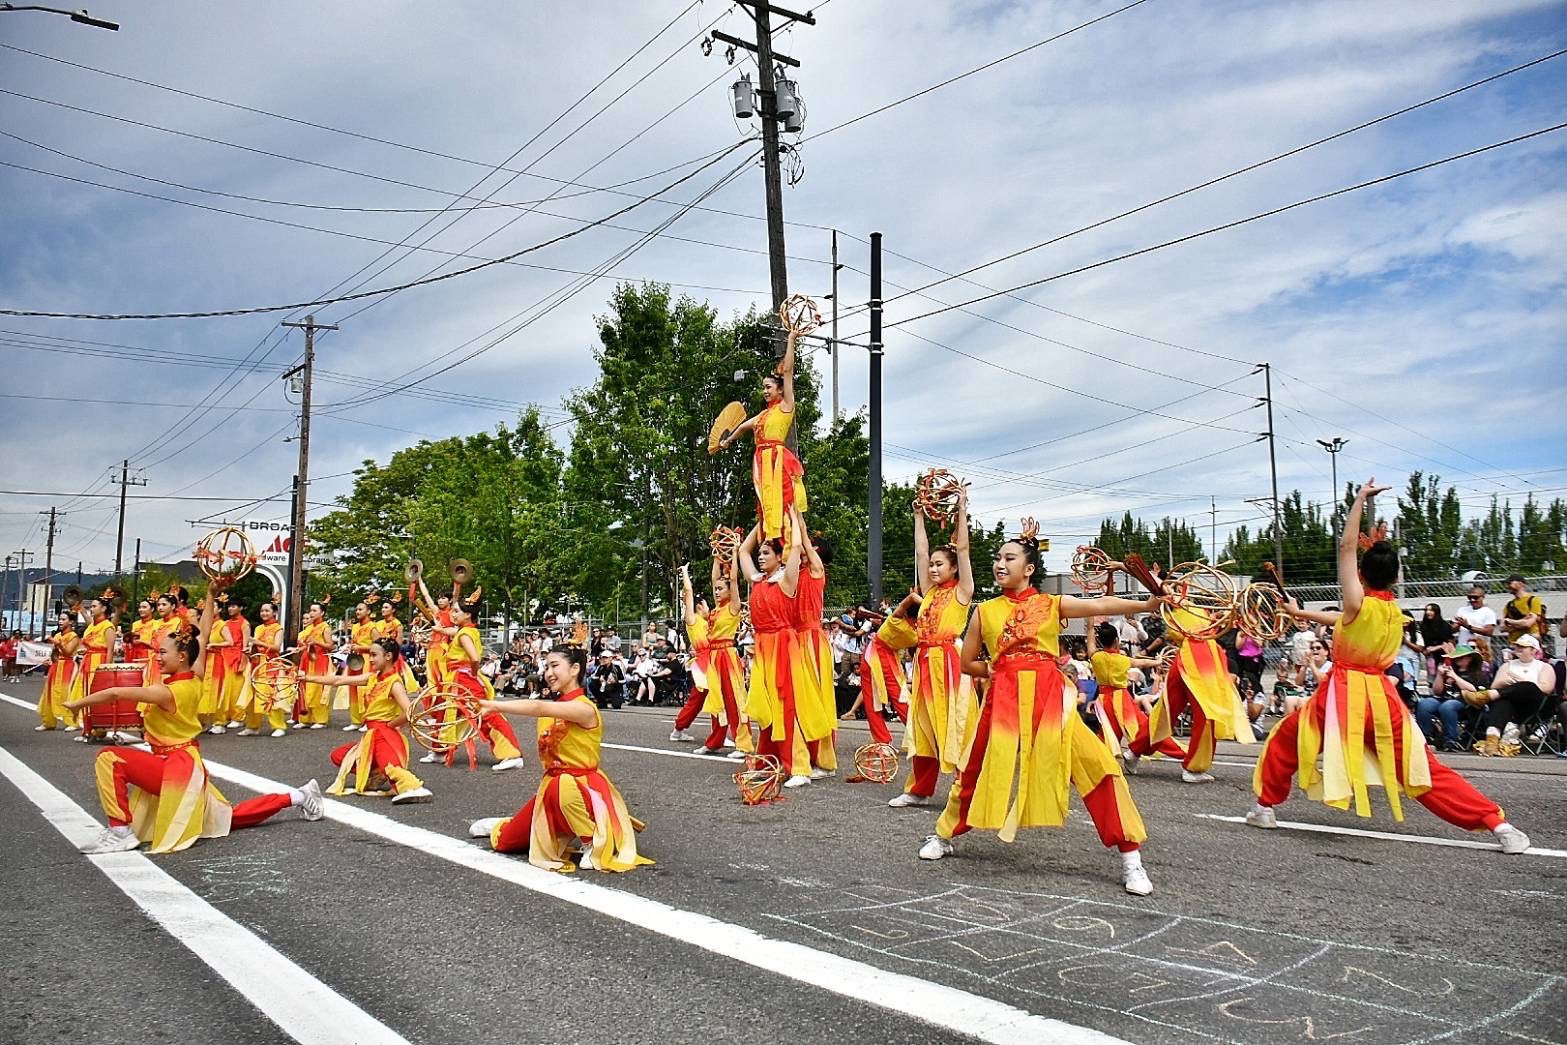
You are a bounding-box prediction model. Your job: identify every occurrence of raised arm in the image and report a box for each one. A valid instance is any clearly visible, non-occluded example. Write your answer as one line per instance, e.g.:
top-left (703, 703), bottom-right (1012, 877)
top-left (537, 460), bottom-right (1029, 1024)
top-left (780, 329), bottom-right (796, 411)
top-left (737, 524), bottom-right (761, 584)
top-left (779, 507), bottom-right (804, 598)
top-left (913, 500), bottom-right (931, 595)
top-left (953, 488), bottom-right (975, 604)
top-left (679, 564), bottom-right (696, 621)
top-left (191, 587), bottom-right (219, 681)
top-left (800, 525), bottom-right (825, 580)
top-left (1338, 478), bottom-right (1390, 622)
top-left (480, 695), bottom-right (597, 727)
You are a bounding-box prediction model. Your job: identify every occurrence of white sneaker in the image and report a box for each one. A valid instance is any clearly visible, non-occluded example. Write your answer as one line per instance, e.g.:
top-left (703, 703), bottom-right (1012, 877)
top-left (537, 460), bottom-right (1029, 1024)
top-left (722, 738), bottom-right (737, 748)
top-left (342, 724), bottom-right (358, 732)
top-left (492, 757), bottom-right (525, 773)
top-left (1495, 825), bottom-right (1531, 855)
top-left (809, 767), bottom-right (835, 780)
top-left (1181, 770), bottom-right (1215, 784)
top-left (356, 724), bottom-right (368, 732)
top-left (888, 792), bottom-right (930, 808)
top-left (783, 774), bottom-right (812, 788)
top-left (724, 749), bottom-right (749, 761)
top-left (418, 751), bottom-right (440, 764)
top-left (1123, 864), bottom-right (1154, 896)
top-left (81, 825), bottom-right (140, 854)
top-left (292, 721), bottom-right (307, 729)
top-left (309, 723), bottom-right (324, 729)
top-left (236, 728), bottom-right (259, 737)
top-left (270, 728), bottom-right (287, 738)
top-left (392, 786), bottom-right (433, 805)
top-left (1123, 752), bottom-right (1141, 775)
top-left (578, 848), bottom-right (597, 871)
top-left (670, 729), bottom-right (694, 742)
top-left (1245, 804), bottom-right (1278, 829)
top-left (468, 816), bottom-right (504, 837)
top-left (298, 779), bottom-right (324, 821)
top-left (65, 725), bottom-right (80, 732)
top-left (918, 835), bottom-right (953, 861)
top-left (226, 720), bottom-right (243, 729)
top-left (33, 724), bottom-right (49, 731)
top-left (207, 725), bottom-right (225, 735)
top-left (74, 734), bottom-right (89, 742)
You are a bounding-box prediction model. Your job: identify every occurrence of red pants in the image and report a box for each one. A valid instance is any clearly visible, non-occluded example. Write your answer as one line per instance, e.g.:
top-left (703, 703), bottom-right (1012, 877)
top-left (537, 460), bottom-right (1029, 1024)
top-left (1102, 689), bottom-right (1186, 760)
top-left (330, 727), bottom-right (410, 773)
top-left (755, 711), bottom-right (802, 775)
top-left (905, 754), bottom-right (938, 796)
top-left (674, 685), bottom-right (704, 732)
top-left (478, 709), bottom-right (521, 756)
top-left (1160, 672), bottom-right (1215, 771)
top-left (493, 794), bottom-right (581, 854)
top-left (101, 746), bottom-right (291, 829)
top-left (1255, 696), bottom-right (1504, 831)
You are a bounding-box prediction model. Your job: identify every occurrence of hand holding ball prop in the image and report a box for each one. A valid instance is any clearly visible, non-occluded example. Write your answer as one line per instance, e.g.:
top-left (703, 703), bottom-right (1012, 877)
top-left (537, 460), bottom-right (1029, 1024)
top-left (195, 526), bottom-right (258, 583)
top-left (913, 468), bottom-right (968, 527)
top-left (249, 655), bottom-right (299, 712)
top-left (777, 293), bottom-right (822, 337)
top-left (1070, 545), bottom-right (1115, 595)
top-left (407, 685), bottom-right (480, 752)
top-left (1159, 561), bottom-right (1238, 641)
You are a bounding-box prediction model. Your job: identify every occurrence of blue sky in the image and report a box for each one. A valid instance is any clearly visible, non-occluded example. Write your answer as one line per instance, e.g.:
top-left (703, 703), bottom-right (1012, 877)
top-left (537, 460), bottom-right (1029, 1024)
top-left (1, 0), bottom-right (1563, 579)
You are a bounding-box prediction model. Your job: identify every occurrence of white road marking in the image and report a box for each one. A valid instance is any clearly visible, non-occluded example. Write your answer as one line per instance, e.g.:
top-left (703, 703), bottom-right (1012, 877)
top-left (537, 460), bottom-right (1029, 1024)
top-left (1193, 813), bottom-right (1567, 858)
top-left (0, 742), bottom-right (410, 1045)
top-left (199, 757), bottom-right (1132, 1045)
top-left (602, 740), bottom-right (732, 761)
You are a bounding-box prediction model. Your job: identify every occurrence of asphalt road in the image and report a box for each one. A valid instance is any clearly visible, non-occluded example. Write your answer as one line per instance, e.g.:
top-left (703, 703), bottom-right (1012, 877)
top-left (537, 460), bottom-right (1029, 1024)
top-left (2, 687), bottom-right (1564, 1045)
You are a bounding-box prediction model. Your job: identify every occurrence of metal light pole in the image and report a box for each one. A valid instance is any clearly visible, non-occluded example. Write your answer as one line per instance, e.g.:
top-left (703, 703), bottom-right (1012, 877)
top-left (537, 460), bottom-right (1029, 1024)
top-left (0, 5), bottom-right (119, 29)
top-left (1317, 437), bottom-right (1348, 516)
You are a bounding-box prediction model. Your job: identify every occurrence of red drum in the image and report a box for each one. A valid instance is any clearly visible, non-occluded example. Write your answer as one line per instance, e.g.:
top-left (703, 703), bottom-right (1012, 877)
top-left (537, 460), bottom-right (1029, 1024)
top-left (81, 663), bottom-right (145, 740)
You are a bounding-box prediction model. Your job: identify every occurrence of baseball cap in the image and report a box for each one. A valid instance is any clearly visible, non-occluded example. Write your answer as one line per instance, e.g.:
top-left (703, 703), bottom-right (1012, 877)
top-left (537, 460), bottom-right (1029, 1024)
top-left (1444, 644), bottom-right (1477, 659)
top-left (1516, 635), bottom-right (1541, 650)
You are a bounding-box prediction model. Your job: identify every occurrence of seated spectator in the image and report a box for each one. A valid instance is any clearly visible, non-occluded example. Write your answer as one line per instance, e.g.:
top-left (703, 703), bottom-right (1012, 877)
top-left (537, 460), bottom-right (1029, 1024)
top-left (1463, 635), bottom-right (1556, 756)
top-left (629, 647), bottom-right (660, 706)
top-left (587, 652), bottom-right (624, 709)
top-left (1420, 645), bottom-right (1490, 751)
top-left (1414, 603), bottom-right (1455, 694)
top-left (1285, 640), bottom-right (1332, 716)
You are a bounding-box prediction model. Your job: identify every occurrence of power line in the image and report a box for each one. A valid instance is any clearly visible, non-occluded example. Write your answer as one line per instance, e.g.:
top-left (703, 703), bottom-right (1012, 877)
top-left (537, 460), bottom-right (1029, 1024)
top-left (0, 139), bottom-right (758, 320)
top-left (838, 47), bottom-right (1567, 327)
top-left (881, 122), bottom-right (1567, 331)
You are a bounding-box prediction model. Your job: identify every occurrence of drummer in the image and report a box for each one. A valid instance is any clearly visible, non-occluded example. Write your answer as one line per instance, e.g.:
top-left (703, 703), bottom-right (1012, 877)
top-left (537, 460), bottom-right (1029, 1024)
top-left (65, 583), bottom-right (325, 854)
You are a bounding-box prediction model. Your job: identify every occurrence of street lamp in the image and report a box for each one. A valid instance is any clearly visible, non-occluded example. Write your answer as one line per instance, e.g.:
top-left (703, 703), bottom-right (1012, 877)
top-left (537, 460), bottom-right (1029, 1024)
top-left (1317, 437), bottom-right (1348, 514)
top-left (0, 5), bottom-right (119, 29)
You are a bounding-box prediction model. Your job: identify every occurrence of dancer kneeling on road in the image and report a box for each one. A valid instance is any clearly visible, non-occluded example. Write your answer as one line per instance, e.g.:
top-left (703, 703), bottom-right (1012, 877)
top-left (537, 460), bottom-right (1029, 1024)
top-left (1247, 478), bottom-right (1530, 855)
top-left (67, 583), bottom-right (324, 855)
top-left (301, 636), bottom-right (432, 805)
top-left (469, 646), bottom-right (651, 873)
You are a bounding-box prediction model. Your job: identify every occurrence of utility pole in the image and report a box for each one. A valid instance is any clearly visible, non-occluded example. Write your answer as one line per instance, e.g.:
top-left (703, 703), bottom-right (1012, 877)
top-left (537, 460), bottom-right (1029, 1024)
top-left (41, 507), bottom-right (57, 618)
top-left (868, 232), bottom-right (884, 605)
top-left (1317, 437), bottom-right (1348, 521)
top-left (1260, 363), bottom-right (1286, 572)
top-left (830, 229), bottom-right (840, 422)
top-left (281, 314), bottom-right (336, 641)
top-left (131, 538), bottom-right (141, 611)
top-left (1, 555), bottom-right (10, 632)
top-left (1210, 496), bottom-right (1217, 564)
top-left (110, 460), bottom-right (146, 574)
top-left (11, 550), bottom-right (34, 637)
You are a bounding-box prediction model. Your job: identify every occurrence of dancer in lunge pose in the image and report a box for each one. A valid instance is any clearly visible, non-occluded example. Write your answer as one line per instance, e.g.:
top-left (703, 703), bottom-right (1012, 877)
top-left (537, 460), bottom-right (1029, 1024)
top-left (1247, 480), bottom-right (1531, 854)
top-left (66, 584), bottom-right (323, 855)
top-left (469, 646), bottom-right (651, 873)
top-left (919, 521), bottom-right (1161, 896)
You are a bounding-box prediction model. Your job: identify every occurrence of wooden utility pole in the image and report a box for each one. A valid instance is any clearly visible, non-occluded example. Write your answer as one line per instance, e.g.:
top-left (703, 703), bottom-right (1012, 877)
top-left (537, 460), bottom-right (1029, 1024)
top-left (110, 460), bottom-right (145, 574)
top-left (281, 314), bottom-right (336, 638)
top-left (41, 506), bottom-right (57, 615)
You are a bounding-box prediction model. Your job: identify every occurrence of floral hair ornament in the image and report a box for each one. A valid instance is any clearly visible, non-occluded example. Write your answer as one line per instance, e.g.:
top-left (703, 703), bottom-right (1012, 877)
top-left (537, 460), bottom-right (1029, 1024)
top-left (1017, 517), bottom-right (1040, 545)
top-left (1357, 520), bottom-right (1390, 552)
top-left (464, 585), bottom-right (484, 606)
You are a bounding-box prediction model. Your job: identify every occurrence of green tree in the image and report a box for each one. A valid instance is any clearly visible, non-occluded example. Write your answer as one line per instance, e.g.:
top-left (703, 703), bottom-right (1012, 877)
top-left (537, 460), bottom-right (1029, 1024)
top-left (1098, 512), bottom-right (1207, 572)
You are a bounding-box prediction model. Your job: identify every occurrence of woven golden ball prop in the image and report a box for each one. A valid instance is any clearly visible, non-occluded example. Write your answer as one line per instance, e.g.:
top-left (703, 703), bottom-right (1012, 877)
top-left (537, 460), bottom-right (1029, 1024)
top-left (1160, 561), bottom-right (1238, 641)
top-left (778, 293), bottom-right (822, 336)
top-left (407, 685), bottom-right (481, 752)
top-left (1070, 545), bottom-right (1114, 594)
top-left (850, 742), bottom-right (900, 784)
top-left (248, 655), bottom-right (299, 712)
top-left (913, 468), bottom-right (968, 527)
top-left (195, 526), bottom-right (258, 582)
top-left (733, 753), bottom-right (786, 805)
top-left (1237, 582), bottom-right (1290, 641)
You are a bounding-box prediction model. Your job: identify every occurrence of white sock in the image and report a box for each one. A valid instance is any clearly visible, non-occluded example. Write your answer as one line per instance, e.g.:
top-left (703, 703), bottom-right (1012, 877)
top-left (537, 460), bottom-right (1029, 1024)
top-left (1492, 822), bottom-right (1514, 835)
top-left (287, 788), bottom-right (305, 807)
top-left (1120, 848), bottom-right (1143, 871)
top-left (1486, 727), bottom-right (1500, 738)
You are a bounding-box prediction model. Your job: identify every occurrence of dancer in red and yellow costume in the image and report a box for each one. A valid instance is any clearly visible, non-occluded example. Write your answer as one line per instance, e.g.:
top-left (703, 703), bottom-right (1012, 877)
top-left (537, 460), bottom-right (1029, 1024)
top-left (65, 585), bottom-right (324, 855)
top-left (301, 637), bottom-right (432, 805)
top-left (1146, 598), bottom-right (1254, 784)
top-left (441, 597), bottom-right (526, 772)
top-left (848, 598), bottom-right (916, 745)
top-left (198, 608), bottom-right (231, 733)
top-left (218, 597), bottom-right (253, 728)
top-left (36, 612), bottom-right (79, 730)
top-left (738, 507), bottom-right (826, 788)
top-left (891, 492), bottom-right (977, 808)
top-left (1248, 479), bottom-right (1531, 853)
top-left (241, 601), bottom-right (289, 738)
top-left (719, 327), bottom-right (806, 543)
top-left (795, 527), bottom-right (839, 777)
top-left (671, 559), bottom-right (753, 755)
top-left (295, 601), bottom-right (333, 728)
top-left (920, 524), bottom-right (1160, 896)
top-left (144, 595), bottom-right (183, 688)
top-left (374, 598), bottom-right (420, 692)
top-left (67, 594), bottom-right (119, 709)
top-left (414, 575), bottom-right (457, 692)
top-left (343, 602), bottom-right (376, 731)
top-left (469, 647), bottom-right (651, 873)
top-left (1086, 616), bottom-right (1187, 771)
top-left (128, 600), bottom-right (157, 684)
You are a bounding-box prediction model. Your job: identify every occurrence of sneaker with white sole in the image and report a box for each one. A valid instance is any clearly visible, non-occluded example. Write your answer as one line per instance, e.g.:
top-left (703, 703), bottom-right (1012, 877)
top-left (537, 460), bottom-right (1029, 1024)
top-left (292, 721), bottom-right (307, 729)
top-left (1245, 804), bottom-right (1278, 829)
top-left (725, 749), bottom-right (749, 761)
top-left (33, 724), bottom-right (50, 731)
top-left (207, 725), bottom-right (225, 736)
top-left (578, 848), bottom-right (597, 871)
top-left (1495, 825), bottom-right (1531, 855)
top-left (391, 786), bottom-right (433, 805)
top-left (468, 816), bottom-right (504, 837)
top-left (342, 723), bottom-right (358, 732)
top-left (236, 728), bottom-right (259, 737)
top-left (669, 729), bottom-right (695, 742)
top-left (1181, 770), bottom-right (1215, 784)
top-left (888, 792), bottom-right (930, 808)
top-left (918, 835), bottom-right (953, 861)
top-left (270, 728), bottom-right (287, 738)
top-left (81, 825), bottom-right (140, 854)
top-left (418, 751), bottom-right (441, 764)
top-left (65, 725), bottom-right (80, 732)
top-left (783, 774), bottom-right (812, 788)
top-left (809, 767), bottom-right (835, 780)
top-left (298, 779), bottom-right (325, 821)
top-left (1123, 752), bottom-right (1141, 775)
top-left (226, 720), bottom-right (243, 729)
top-left (491, 757), bottom-right (525, 773)
top-left (1123, 864), bottom-right (1154, 896)
top-left (356, 724), bottom-right (368, 732)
